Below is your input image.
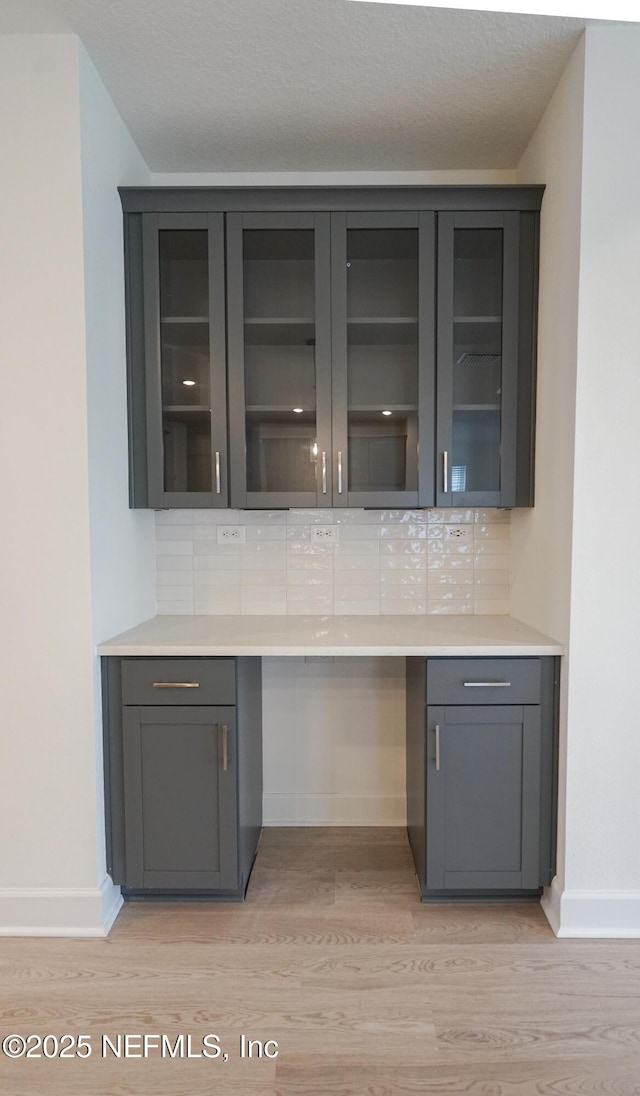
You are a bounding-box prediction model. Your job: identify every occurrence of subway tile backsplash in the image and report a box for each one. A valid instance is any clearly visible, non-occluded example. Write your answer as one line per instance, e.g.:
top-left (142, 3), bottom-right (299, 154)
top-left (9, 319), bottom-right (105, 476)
top-left (155, 509), bottom-right (511, 615)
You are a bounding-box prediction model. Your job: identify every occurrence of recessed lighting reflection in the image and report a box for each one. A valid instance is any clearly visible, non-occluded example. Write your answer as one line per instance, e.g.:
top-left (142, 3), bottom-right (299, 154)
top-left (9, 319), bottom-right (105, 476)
top-left (382, 410), bottom-right (392, 416)
top-left (182, 380), bottom-right (196, 386)
top-left (292, 407), bottom-right (304, 413)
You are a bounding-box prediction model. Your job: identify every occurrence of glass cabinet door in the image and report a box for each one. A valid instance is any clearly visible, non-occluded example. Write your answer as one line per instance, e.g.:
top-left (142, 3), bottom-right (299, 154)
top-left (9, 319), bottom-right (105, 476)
top-left (331, 213), bottom-right (435, 507)
top-left (226, 213), bottom-right (332, 508)
top-left (436, 211), bottom-right (519, 507)
top-left (143, 213), bottom-right (228, 507)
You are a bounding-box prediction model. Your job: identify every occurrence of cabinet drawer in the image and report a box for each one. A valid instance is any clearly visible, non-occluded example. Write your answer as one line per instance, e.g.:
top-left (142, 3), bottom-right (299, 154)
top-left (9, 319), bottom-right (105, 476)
top-left (426, 658), bottom-right (541, 705)
top-left (121, 659), bottom-right (236, 706)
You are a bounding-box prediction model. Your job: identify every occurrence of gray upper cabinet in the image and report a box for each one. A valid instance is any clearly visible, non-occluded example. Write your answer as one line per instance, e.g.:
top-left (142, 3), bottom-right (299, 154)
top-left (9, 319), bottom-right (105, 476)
top-left (121, 187), bottom-right (541, 509)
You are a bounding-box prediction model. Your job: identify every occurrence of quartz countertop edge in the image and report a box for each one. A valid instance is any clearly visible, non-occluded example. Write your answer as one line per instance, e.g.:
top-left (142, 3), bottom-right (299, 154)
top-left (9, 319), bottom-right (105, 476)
top-left (98, 615), bottom-right (564, 657)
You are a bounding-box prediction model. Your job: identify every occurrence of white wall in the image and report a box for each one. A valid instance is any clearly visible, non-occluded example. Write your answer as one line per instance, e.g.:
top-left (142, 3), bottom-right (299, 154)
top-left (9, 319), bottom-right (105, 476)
top-left (78, 45), bottom-right (155, 906)
top-left (153, 169), bottom-right (516, 186)
top-left (0, 36), bottom-right (152, 935)
top-left (559, 25), bottom-right (640, 931)
top-left (516, 26), bottom-right (640, 936)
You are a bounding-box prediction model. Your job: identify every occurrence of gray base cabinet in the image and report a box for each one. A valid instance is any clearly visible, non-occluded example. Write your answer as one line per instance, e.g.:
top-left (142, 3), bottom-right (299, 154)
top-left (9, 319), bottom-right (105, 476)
top-left (102, 657), bottom-right (262, 899)
top-left (406, 656), bottom-right (559, 900)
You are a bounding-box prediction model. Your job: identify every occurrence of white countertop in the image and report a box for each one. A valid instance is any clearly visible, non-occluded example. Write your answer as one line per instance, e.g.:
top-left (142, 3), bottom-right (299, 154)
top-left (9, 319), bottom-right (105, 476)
top-left (98, 614), bottom-right (563, 657)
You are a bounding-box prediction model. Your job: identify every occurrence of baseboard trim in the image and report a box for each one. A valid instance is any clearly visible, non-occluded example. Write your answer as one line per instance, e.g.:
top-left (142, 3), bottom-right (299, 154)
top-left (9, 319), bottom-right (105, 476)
top-left (542, 877), bottom-right (640, 938)
top-left (0, 876), bottom-right (123, 937)
top-left (263, 792), bottom-right (406, 826)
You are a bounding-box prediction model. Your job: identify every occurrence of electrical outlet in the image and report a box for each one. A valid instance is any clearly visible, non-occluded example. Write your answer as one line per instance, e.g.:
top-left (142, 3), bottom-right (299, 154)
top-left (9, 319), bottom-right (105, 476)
top-left (444, 525), bottom-right (472, 541)
top-left (216, 525), bottom-right (246, 544)
top-left (310, 526), bottom-right (338, 543)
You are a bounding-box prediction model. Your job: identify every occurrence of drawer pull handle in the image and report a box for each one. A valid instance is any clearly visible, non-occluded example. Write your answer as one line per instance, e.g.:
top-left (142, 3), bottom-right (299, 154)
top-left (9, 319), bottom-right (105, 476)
top-left (443, 450), bottom-right (448, 495)
top-left (337, 451), bottom-right (343, 494)
top-left (435, 724), bottom-right (441, 771)
top-left (321, 451), bottom-right (327, 494)
top-left (215, 451), bottom-right (221, 494)
top-left (462, 681), bottom-right (511, 688)
top-left (221, 724), bottom-right (228, 772)
top-left (152, 681), bottom-right (200, 689)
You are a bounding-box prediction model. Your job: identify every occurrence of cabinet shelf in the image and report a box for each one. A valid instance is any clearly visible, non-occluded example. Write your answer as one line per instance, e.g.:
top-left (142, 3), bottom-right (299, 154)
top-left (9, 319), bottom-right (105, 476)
top-left (452, 404), bottom-right (500, 412)
top-left (453, 315), bottom-right (502, 323)
top-left (244, 318), bottom-right (315, 346)
top-left (347, 319), bottom-right (418, 346)
top-left (348, 404), bottom-right (417, 413)
top-left (161, 316), bottom-right (209, 323)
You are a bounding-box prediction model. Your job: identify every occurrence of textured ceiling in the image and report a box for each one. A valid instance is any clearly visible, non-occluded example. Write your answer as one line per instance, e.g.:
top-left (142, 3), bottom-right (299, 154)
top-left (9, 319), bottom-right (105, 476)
top-left (0, 0), bottom-right (588, 171)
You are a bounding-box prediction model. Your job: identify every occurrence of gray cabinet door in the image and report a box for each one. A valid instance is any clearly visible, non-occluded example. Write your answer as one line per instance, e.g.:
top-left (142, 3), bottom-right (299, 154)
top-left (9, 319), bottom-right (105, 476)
top-left (330, 211), bottom-right (435, 508)
top-left (141, 212), bottom-right (229, 508)
top-left (436, 211), bottom-right (521, 508)
top-left (227, 211), bottom-right (333, 509)
top-left (425, 703), bottom-right (541, 891)
top-left (122, 705), bottom-right (238, 890)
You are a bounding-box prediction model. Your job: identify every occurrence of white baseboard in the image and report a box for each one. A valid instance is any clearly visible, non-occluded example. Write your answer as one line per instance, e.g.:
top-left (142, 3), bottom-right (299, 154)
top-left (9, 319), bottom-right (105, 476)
top-left (0, 876), bottom-right (123, 937)
top-left (542, 877), bottom-right (640, 938)
top-left (263, 792), bottom-right (406, 826)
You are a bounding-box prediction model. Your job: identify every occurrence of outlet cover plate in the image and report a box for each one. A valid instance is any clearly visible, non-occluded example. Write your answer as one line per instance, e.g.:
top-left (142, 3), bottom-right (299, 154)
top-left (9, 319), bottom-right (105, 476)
top-left (444, 525), bottom-right (472, 541)
top-left (216, 525), bottom-right (246, 544)
top-left (310, 526), bottom-right (338, 543)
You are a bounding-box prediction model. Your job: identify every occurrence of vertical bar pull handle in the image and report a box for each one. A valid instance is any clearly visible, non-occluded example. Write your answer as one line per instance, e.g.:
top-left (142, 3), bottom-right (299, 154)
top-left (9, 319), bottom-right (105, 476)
top-left (337, 451), bottom-right (343, 494)
top-left (434, 724), bottom-right (441, 772)
top-left (321, 451), bottom-right (327, 494)
top-left (215, 451), bottom-right (221, 494)
top-left (220, 724), bottom-right (228, 772)
top-left (443, 451), bottom-right (448, 495)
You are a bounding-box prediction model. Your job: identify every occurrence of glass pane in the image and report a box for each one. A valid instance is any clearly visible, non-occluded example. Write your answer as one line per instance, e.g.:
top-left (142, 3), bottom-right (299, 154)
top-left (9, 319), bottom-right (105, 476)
top-left (243, 230), bottom-right (317, 494)
top-left (159, 230), bottom-right (212, 493)
top-left (451, 228), bottom-right (502, 494)
top-left (346, 229), bottom-right (418, 493)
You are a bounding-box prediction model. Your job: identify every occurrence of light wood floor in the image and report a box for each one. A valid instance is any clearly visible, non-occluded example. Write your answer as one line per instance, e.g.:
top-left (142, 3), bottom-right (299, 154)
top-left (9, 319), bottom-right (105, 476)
top-left (2, 828), bottom-right (640, 1095)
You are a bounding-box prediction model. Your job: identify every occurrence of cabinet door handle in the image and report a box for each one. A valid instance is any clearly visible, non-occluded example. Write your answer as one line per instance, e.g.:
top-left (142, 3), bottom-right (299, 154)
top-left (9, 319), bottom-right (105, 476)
top-left (443, 450), bottom-right (448, 494)
top-left (434, 724), bottom-right (441, 772)
top-left (215, 451), bottom-right (221, 494)
top-left (463, 681), bottom-right (511, 688)
top-left (152, 681), bottom-right (200, 688)
top-left (220, 724), bottom-right (228, 772)
top-left (337, 451), bottom-right (343, 494)
top-left (321, 451), bottom-right (327, 494)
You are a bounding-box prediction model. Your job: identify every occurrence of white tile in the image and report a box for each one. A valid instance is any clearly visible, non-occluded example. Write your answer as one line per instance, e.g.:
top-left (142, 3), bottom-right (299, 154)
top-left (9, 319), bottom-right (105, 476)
top-left (155, 510), bottom-right (194, 525)
top-left (379, 524), bottom-right (426, 539)
top-left (427, 554), bottom-right (473, 571)
top-left (157, 601), bottom-right (194, 614)
top-left (154, 539), bottom-right (193, 556)
top-left (287, 553), bottom-right (333, 573)
top-left (186, 509), bottom-right (243, 525)
top-left (337, 524), bottom-right (380, 541)
top-left (332, 509), bottom-right (375, 524)
top-left (474, 509), bottom-right (511, 524)
top-left (427, 570), bottom-right (474, 587)
top-left (380, 571), bottom-right (427, 590)
top-left (241, 585), bottom-right (287, 615)
top-left (379, 540), bottom-right (426, 556)
top-left (156, 555), bottom-right (193, 572)
top-left (380, 555), bottom-right (426, 573)
top-left (380, 596), bottom-right (427, 615)
top-left (157, 571), bottom-right (193, 587)
top-left (193, 554), bottom-right (240, 573)
top-left (286, 571), bottom-right (332, 590)
top-left (193, 525), bottom-right (219, 540)
top-left (240, 511), bottom-right (287, 525)
top-left (426, 587), bottom-right (473, 602)
top-left (427, 524), bottom-right (444, 539)
top-left (474, 600), bottom-right (510, 615)
top-left (287, 592), bottom-right (333, 614)
top-left (194, 590), bottom-right (241, 614)
top-left (156, 586), bottom-right (194, 601)
top-left (334, 577), bottom-right (380, 599)
top-left (155, 526), bottom-right (193, 541)
top-left (427, 601), bottom-right (473, 615)
top-left (194, 569), bottom-right (241, 587)
top-left (427, 509), bottom-right (474, 524)
top-left (334, 600), bottom-right (380, 615)
top-left (287, 509), bottom-right (334, 525)
top-left (471, 584), bottom-right (509, 601)
top-left (245, 525), bottom-right (287, 542)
